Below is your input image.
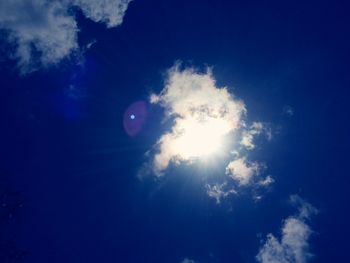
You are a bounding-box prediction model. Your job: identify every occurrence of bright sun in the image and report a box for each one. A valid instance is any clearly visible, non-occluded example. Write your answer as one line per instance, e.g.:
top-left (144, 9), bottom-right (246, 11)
top-left (171, 116), bottom-right (231, 160)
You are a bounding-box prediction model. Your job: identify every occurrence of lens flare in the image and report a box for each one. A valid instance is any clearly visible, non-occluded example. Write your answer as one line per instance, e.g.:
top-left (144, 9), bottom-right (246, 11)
top-left (123, 101), bottom-right (147, 137)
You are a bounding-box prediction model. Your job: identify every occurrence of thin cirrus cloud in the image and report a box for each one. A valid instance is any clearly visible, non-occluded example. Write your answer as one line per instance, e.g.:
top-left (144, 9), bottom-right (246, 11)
top-left (0, 0), bottom-right (132, 74)
top-left (148, 64), bottom-right (273, 202)
top-left (206, 182), bottom-right (237, 204)
top-left (256, 195), bottom-right (317, 263)
top-left (180, 258), bottom-right (196, 263)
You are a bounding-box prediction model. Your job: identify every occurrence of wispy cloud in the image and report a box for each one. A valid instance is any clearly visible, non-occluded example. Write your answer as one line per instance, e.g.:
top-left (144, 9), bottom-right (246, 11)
top-left (256, 195), bottom-right (317, 263)
top-left (206, 182), bottom-right (236, 204)
top-left (258, 175), bottom-right (274, 187)
top-left (180, 258), bottom-right (196, 263)
top-left (0, 0), bottom-right (132, 74)
top-left (241, 122), bottom-right (264, 150)
top-left (241, 122), bottom-right (272, 150)
top-left (282, 105), bottom-right (294, 117)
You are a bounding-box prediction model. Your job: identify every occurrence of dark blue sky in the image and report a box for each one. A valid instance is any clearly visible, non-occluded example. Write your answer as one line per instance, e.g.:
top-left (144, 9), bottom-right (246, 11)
top-left (0, 0), bottom-right (349, 262)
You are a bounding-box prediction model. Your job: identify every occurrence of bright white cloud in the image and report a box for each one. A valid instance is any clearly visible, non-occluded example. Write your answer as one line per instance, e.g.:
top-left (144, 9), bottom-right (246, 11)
top-left (0, 0), bottom-right (131, 74)
top-left (206, 182), bottom-right (236, 204)
top-left (148, 64), bottom-right (274, 203)
top-left (225, 157), bottom-right (261, 185)
top-left (256, 196), bottom-right (317, 263)
top-left (150, 65), bottom-right (246, 174)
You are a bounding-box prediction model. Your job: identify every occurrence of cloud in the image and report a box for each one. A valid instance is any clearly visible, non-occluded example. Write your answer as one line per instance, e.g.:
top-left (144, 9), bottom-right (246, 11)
top-left (72, 0), bottom-right (131, 28)
top-left (0, 0), bottom-right (78, 73)
top-left (256, 196), bottom-right (317, 263)
top-left (150, 65), bottom-right (246, 174)
top-left (241, 122), bottom-right (272, 150)
top-left (180, 258), bottom-right (196, 263)
top-left (225, 157), bottom-right (261, 185)
top-left (241, 122), bottom-right (264, 150)
top-left (258, 175), bottom-right (274, 187)
top-left (0, 0), bottom-right (131, 74)
top-left (147, 64), bottom-right (273, 203)
top-left (206, 182), bottom-right (236, 204)
top-left (282, 105), bottom-right (294, 117)
top-left (289, 195), bottom-right (318, 220)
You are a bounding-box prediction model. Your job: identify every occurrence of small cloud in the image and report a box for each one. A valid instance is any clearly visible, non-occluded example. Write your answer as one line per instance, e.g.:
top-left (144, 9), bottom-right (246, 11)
top-left (85, 39), bottom-right (97, 50)
top-left (258, 175), bottom-right (274, 187)
top-left (282, 105), bottom-right (294, 117)
top-left (240, 122), bottom-right (264, 150)
top-left (240, 122), bottom-right (272, 150)
top-left (256, 195), bottom-right (317, 263)
top-left (72, 0), bottom-right (132, 28)
top-left (206, 182), bottom-right (236, 204)
top-left (225, 157), bottom-right (261, 185)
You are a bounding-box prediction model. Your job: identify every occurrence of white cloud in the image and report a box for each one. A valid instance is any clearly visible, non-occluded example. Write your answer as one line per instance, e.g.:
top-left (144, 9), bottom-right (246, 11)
top-left (258, 175), bottom-right (274, 187)
top-left (241, 122), bottom-right (272, 150)
top-left (256, 196), bottom-right (317, 263)
top-left (225, 157), bottom-right (261, 185)
top-left (257, 220), bottom-right (311, 263)
top-left (206, 182), bottom-right (236, 204)
top-left (241, 122), bottom-right (264, 150)
top-left (0, 0), bottom-right (131, 74)
top-left (180, 259), bottom-right (196, 263)
top-left (289, 195), bottom-right (318, 220)
top-left (0, 0), bottom-right (78, 73)
top-left (150, 65), bottom-right (246, 174)
top-left (72, 0), bottom-right (132, 28)
top-left (148, 64), bottom-right (273, 203)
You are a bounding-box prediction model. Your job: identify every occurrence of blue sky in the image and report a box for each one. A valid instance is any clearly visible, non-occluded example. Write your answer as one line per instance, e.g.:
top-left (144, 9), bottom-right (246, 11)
top-left (0, 0), bottom-right (349, 262)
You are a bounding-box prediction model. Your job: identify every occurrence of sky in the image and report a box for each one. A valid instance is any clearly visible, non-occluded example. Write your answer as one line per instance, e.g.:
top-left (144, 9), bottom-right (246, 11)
top-left (0, 0), bottom-right (349, 262)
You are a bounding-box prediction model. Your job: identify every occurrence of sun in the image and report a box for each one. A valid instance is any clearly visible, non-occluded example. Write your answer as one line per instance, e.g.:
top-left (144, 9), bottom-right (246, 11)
top-left (171, 116), bottom-right (231, 160)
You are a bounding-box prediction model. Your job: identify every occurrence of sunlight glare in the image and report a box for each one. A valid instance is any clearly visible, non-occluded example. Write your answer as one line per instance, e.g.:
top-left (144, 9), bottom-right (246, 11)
top-left (172, 117), bottom-right (231, 160)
